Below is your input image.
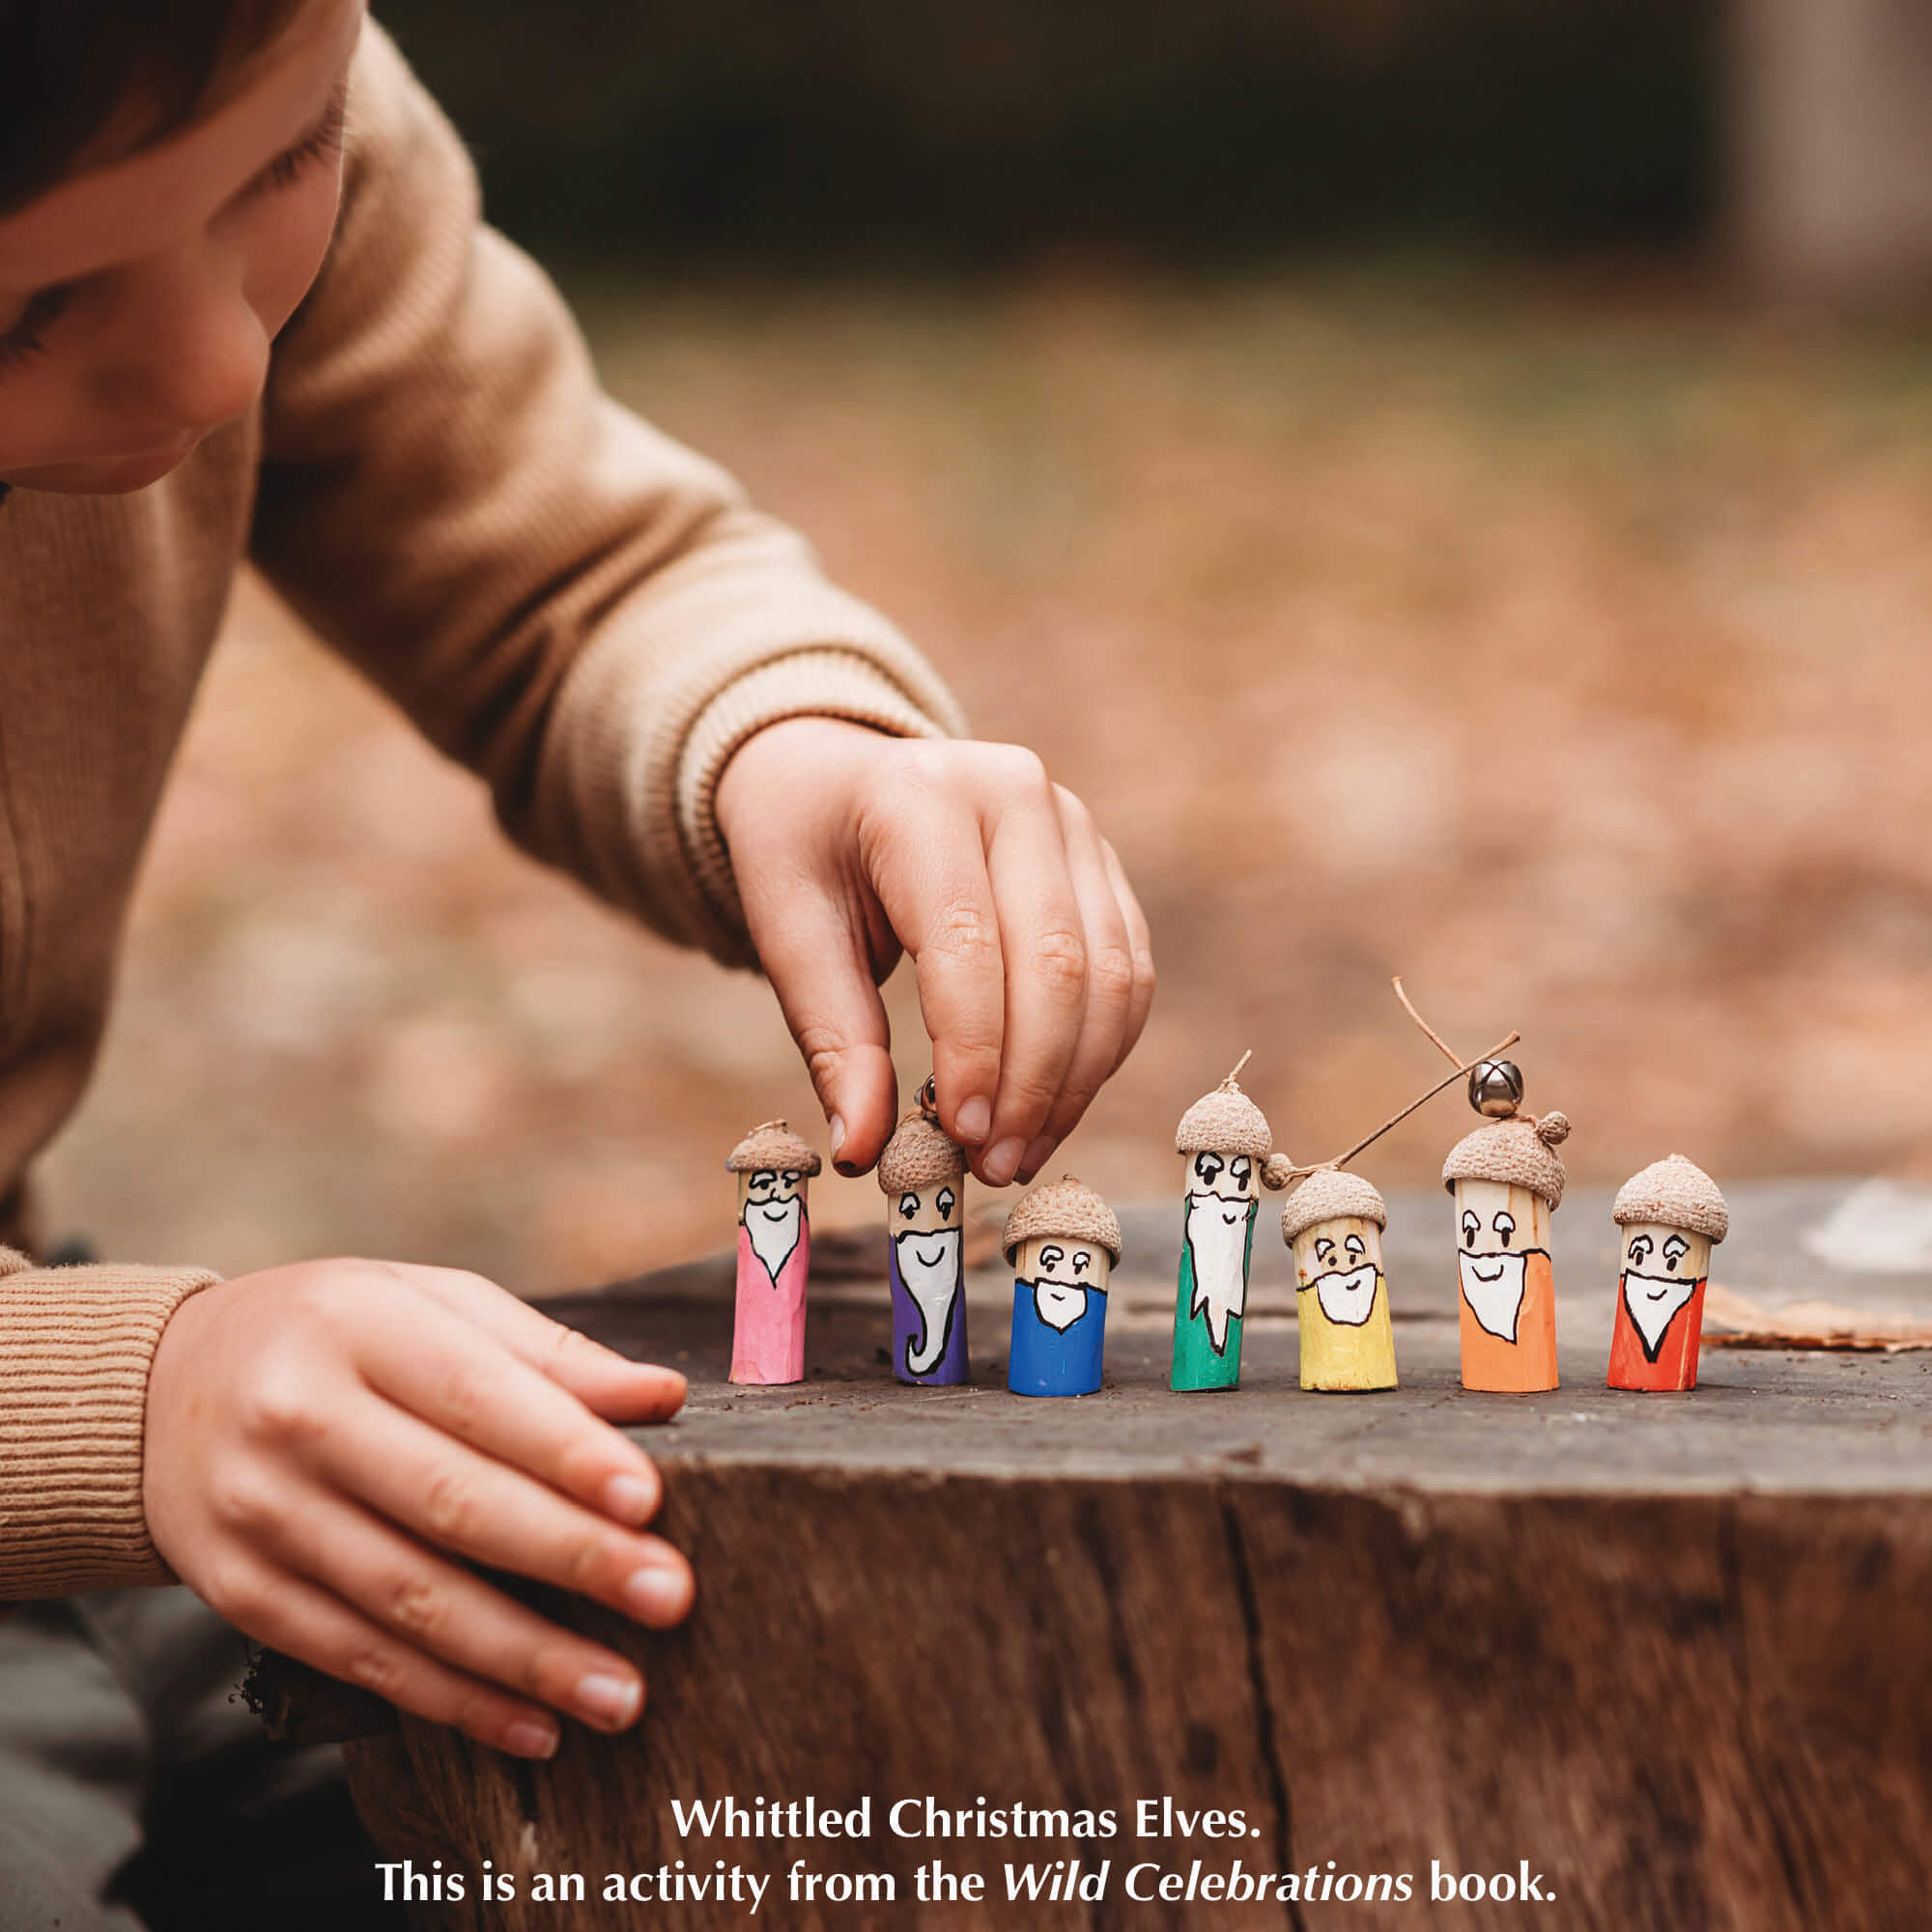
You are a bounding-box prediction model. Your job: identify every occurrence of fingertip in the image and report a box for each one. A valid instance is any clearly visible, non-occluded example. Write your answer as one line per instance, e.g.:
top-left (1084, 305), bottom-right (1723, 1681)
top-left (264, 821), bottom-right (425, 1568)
top-left (602, 1466), bottom-right (662, 1525)
top-left (622, 1554), bottom-right (696, 1629)
top-left (968, 1150), bottom-right (1013, 1190)
top-left (828, 1065), bottom-right (898, 1175)
top-left (980, 1136), bottom-right (1026, 1186)
top-left (1015, 1134), bottom-right (1058, 1185)
top-left (500, 1718), bottom-right (562, 1759)
top-left (611, 1364), bottom-right (687, 1424)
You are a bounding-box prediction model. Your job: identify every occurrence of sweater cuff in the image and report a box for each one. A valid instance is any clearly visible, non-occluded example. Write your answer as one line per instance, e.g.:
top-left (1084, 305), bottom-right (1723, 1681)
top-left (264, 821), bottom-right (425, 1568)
top-left (0, 1249), bottom-right (221, 1601)
top-left (676, 648), bottom-right (957, 953)
top-left (532, 550), bottom-right (967, 967)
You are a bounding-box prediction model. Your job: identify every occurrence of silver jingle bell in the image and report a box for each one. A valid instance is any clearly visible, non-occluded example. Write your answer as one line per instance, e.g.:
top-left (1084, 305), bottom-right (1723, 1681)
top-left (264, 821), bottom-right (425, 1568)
top-left (1468, 1059), bottom-right (1523, 1119)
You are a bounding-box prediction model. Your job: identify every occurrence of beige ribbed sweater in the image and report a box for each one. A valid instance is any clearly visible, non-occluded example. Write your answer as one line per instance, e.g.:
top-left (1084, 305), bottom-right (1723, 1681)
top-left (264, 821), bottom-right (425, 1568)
top-left (0, 23), bottom-right (962, 1603)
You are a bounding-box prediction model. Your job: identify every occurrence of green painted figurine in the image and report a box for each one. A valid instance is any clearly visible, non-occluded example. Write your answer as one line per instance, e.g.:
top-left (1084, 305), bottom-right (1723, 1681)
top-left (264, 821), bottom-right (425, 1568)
top-left (1170, 1055), bottom-right (1293, 1391)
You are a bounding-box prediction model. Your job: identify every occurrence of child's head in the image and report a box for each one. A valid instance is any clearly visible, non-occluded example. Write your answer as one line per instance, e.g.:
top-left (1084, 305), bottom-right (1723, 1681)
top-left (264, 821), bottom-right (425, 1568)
top-left (0, 0), bottom-right (364, 495)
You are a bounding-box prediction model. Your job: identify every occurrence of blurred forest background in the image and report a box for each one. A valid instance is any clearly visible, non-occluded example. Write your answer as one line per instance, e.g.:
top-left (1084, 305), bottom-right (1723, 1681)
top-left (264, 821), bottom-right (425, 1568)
top-left (39, 0), bottom-right (1932, 1288)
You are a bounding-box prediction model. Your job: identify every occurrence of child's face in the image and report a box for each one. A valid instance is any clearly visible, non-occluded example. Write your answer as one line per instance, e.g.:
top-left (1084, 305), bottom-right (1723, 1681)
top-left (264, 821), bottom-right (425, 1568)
top-left (0, 0), bottom-right (364, 495)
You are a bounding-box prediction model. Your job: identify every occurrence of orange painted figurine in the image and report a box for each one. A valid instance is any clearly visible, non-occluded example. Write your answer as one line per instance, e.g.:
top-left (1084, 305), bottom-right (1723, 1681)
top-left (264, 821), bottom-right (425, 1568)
top-left (1441, 1065), bottom-right (1570, 1393)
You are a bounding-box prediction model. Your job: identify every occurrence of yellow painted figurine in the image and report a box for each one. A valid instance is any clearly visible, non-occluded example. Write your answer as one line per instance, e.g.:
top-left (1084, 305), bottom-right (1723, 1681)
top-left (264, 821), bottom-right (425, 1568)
top-left (1280, 1168), bottom-right (1399, 1391)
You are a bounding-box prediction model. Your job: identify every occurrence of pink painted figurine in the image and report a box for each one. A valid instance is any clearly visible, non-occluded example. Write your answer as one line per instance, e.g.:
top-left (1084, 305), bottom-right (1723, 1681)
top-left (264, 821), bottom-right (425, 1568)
top-left (726, 1121), bottom-right (822, 1385)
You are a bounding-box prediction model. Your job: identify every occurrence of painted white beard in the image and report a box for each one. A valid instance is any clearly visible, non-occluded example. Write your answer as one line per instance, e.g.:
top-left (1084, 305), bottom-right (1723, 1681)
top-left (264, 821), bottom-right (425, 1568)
top-left (1184, 1193), bottom-right (1251, 1353)
top-left (1459, 1250), bottom-right (1526, 1344)
top-left (1313, 1263), bottom-right (1379, 1328)
top-left (1623, 1268), bottom-right (1697, 1359)
top-left (895, 1228), bottom-right (964, 1374)
top-left (1030, 1280), bottom-right (1090, 1332)
top-left (745, 1196), bottom-right (804, 1285)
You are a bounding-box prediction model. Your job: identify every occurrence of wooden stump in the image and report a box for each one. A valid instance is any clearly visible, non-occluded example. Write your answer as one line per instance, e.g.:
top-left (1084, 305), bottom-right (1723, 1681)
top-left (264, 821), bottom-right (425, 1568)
top-left (325, 1186), bottom-right (1932, 1930)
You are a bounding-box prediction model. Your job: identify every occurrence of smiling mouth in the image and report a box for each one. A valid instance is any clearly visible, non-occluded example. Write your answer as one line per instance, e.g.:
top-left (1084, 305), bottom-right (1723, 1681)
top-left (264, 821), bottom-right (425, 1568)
top-left (912, 1243), bottom-right (947, 1266)
top-left (1466, 1258), bottom-right (1507, 1282)
top-left (759, 1205), bottom-right (790, 1220)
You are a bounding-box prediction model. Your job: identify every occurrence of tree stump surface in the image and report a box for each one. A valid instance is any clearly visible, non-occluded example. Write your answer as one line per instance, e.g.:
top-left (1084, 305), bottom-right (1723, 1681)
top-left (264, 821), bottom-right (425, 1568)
top-left (342, 1182), bottom-right (1932, 1930)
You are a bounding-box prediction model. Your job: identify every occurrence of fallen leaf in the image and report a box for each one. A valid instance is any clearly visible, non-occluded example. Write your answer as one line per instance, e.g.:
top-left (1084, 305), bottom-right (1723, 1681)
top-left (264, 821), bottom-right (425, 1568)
top-left (1702, 1283), bottom-right (1932, 1352)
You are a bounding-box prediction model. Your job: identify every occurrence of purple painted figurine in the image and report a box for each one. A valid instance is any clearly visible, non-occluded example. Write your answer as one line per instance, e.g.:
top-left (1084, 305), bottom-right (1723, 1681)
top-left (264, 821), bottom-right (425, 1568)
top-left (878, 1086), bottom-right (970, 1384)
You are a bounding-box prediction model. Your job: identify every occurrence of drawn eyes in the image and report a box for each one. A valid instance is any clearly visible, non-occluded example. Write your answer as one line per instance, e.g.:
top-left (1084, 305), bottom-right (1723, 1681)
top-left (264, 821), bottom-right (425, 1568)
top-left (1037, 1244), bottom-right (1092, 1278)
top-left (899, 1192), bottom-right (920, 1221)
top-left (1628, 1235), bottom-right (1654, 1267)
top-left (1345, 1233), bottom-right (1366, 1260)
top-left (1663, 1235), bottom-right (1689, 1272)
top-left (1315, 1236), bottom-right (1337, 1265)
top-left (936, 1188), bottom-right (956, 1222)
top-left (748, 1169), bottom-right (780, 1199)
top-left (1230, 1156), bottom-right (1252, 1189)
top-left (1195, 1152), bottom-right (1223, 1185)
top-left (1463, 1208), bottom-right (1519, 1249)
top-left (781, 1170), bottom-right (801, 1186)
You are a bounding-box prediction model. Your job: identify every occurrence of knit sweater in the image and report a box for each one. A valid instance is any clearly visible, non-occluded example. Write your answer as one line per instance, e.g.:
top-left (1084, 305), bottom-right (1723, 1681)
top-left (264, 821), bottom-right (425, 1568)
top-left (0, 22), bottom-right (963, 1602)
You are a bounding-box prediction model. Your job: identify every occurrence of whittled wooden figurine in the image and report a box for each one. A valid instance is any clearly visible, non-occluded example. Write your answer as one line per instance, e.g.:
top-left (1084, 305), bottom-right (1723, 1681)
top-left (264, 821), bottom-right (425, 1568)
top-left (1004, 1178), bottom-right (1122, 1399)
top-left (1442, 1086), bottom-right (1570, 1393)
top-left (1171, 1056), bottom-right (1293, 1392)
top-left (878, 1089), bottom-right (970, 1385)
top-left (1280, 1168), bottom-right (1399, 1391)
top-left (726, 1121), bottom-right (822, 1386)
top-left (1607, 1154), bottom-right (1729, 1392)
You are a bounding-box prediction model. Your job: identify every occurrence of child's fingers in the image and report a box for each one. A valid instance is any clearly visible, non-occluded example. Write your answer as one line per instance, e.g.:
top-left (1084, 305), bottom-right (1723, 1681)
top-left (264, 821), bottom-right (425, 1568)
top-left (1100, 835), bottom-right (1157, 1070)
top-left (974, 774), bottom-right (1088, 1184)
top-left (1014, 788), bottom-right (1144, 1180)
top-left (355, 1296), bottom-right (669, 1527)
top-left (865, 778), bottom-right (1008, 1152)
top-left (405, 1266), bottom-right (688, 1423)
top-left (252, 1488), bottom-right (654, 1735)
top-left (309, 1393), bottom-right (695, 1630)
top-left (738, 869), bottom-right (899, 1174)
top-left (207, 1552), bottom-right (563, 1759)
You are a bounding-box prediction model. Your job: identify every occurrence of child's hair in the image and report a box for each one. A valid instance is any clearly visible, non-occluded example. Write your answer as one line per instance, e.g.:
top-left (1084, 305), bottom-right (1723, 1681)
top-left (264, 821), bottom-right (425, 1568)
top-left (1, 0), bottom-right (312, 214)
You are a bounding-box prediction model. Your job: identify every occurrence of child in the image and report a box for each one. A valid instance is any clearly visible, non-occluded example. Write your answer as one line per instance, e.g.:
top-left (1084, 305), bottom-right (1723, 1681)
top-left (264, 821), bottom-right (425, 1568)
top-left (0, 1), bottom-right (1154, 1921)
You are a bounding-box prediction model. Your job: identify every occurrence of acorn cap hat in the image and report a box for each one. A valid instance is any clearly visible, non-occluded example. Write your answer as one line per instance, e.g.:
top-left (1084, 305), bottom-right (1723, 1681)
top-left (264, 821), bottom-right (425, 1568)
top-left (877, 1109), bottom-right (967, 1194)
top-left (1613, 1153), bottom-right (1728, 1243)
top-left (1001, 1177), bottom-right (1122, 1264)
top-left (1280, 1168), bottom-right (1388, 1244)
top-left (1441, 1112), bottom-right (1571, 1208)
top-left (725, 1121), bottom-right (822, 1177)
top-left (1176, 1078), bottom-right (1295, 1188)
top-left (1177, 1079), bottom-right (1274, 1158)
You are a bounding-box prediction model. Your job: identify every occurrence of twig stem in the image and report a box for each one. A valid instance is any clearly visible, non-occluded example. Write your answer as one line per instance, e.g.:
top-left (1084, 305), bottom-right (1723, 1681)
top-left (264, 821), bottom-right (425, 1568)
top-left (1320, 1030), bottom-right (1520, 1172)
top-left (1391, 975), bottom-right (1463, 1067)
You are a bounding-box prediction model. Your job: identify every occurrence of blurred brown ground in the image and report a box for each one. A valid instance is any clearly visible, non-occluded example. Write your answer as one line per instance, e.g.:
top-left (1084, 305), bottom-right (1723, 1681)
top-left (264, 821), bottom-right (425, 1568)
top-left (37, 266), bottom-right (1932, 1290)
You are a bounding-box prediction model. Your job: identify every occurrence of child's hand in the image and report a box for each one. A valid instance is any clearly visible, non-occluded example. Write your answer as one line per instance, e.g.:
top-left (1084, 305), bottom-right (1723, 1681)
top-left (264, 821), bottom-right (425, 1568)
top-left (143, 1261), bottom-right (693, 1759)
top-left (716, 719), bottom-right (1156, 1186)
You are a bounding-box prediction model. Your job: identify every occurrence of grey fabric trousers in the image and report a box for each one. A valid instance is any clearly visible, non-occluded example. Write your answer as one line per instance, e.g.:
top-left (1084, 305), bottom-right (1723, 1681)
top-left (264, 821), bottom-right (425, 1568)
top-left (0, 1588), bottom-right (409, 1931)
